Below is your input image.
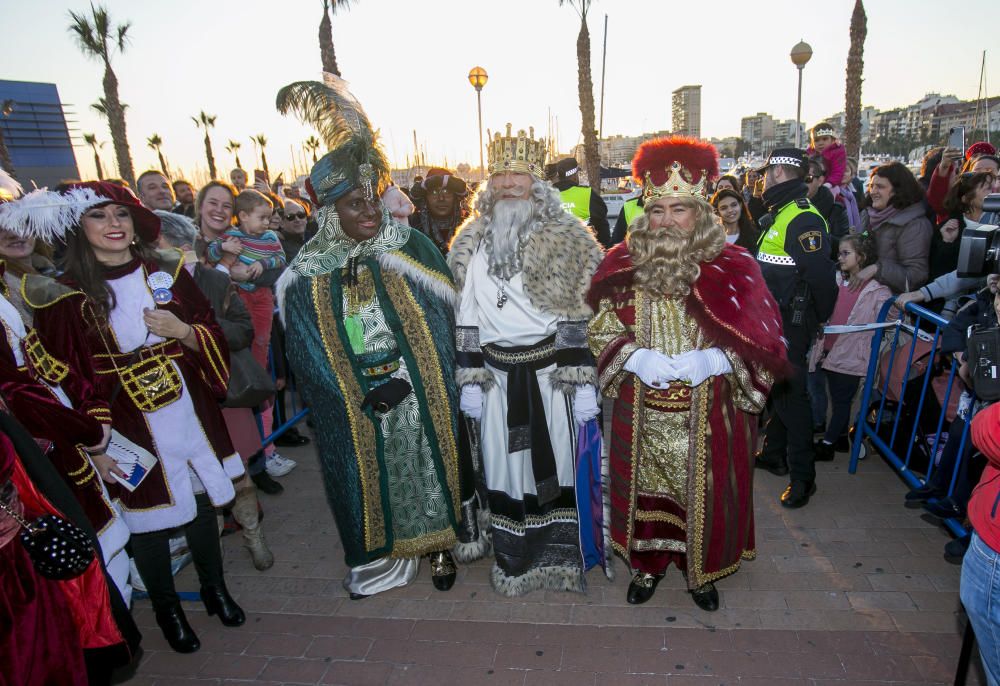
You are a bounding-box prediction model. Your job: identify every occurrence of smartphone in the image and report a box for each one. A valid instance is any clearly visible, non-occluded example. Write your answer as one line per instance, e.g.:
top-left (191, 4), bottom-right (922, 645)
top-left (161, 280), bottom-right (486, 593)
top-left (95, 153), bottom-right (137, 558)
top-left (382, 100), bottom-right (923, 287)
top-left (254, 169), bottom-right (269, 187)
top-left (947, 126), bottom-right (965, 152)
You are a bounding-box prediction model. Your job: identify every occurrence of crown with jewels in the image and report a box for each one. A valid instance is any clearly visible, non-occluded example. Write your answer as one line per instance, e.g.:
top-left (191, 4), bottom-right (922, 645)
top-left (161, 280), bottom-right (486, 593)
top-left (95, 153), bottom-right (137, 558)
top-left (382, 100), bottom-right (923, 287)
top-left (632, 136), bottom-right (719, 203)
top-left (487, 123), bottom-right (547, 179)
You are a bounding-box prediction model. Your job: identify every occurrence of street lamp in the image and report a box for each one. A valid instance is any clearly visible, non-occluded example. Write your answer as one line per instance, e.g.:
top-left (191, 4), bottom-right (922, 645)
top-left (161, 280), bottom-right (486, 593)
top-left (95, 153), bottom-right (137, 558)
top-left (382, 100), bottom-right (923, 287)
top-left (790, 40), bottom-right (813, 148)
top-left (468, 66), bottom-right (488, 181)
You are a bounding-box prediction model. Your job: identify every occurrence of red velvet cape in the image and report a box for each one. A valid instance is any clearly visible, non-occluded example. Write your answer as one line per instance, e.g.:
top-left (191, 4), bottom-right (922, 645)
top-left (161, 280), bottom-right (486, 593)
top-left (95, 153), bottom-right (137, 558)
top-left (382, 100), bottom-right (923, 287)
top-left (587, 243), bottom-right (787, 586)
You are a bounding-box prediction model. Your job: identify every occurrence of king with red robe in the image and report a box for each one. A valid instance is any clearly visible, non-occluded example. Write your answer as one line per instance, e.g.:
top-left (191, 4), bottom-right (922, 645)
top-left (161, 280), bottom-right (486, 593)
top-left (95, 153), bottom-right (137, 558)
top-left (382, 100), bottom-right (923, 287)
top-left (587, 137), bottom-right (787, 611)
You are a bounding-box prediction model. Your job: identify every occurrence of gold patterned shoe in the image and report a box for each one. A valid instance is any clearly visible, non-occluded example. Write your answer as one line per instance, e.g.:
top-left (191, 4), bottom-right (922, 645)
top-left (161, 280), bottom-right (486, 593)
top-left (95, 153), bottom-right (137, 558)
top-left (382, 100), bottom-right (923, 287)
top-left (626, 571), bottom-right (663, 605)
top-left (428, 550), bottom-right (457, 591)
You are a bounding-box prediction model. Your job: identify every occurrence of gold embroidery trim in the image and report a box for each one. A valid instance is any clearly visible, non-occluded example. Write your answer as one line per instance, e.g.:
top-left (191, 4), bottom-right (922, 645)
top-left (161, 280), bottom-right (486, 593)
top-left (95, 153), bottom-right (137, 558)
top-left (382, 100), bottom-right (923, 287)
top-left (634, 510), bottom-right (687, 528)
top-left (386, 251), bottom-right (454, 290)
top-left (625, 291), bottom-right (649, 561)
top-left (22, 329), bottom-right (69, 384)
top-left (390, 527), bottom-right (458, 559)
top-left (192, 324), bottom-right (229, 388)
top-left (384, 272), bottom-right (461, 517)
top-left (312, 274), bottom-right (385, 552)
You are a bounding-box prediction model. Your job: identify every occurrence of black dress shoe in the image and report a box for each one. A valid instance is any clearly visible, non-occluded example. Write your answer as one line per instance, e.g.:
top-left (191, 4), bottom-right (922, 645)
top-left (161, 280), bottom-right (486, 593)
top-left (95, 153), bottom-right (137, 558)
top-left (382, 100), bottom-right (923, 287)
top-left (155, 604), bottom-right (201, 653)
top-left (754, 454), bottom-right (789, 476)
top-left (251, 470), bottom-right (284, 495)
top-left (274, 430), bottom-right (310, 447)
top-left (905, 483), bottom-right (944, 502)
top-left (780, 480), bottom-right (816, 509)
top-left (690, 582), bottom-right (719, 612)
top-left (922, 497), bottom-right (965, 519)
top-left (428, 550), bottom-right (457, 591)
top-left (200, 584), bottom-right (246, 627)
top-left (626, 572), bottom-right (663, 605)
top-left (814, 441), bottom-right (835, 462)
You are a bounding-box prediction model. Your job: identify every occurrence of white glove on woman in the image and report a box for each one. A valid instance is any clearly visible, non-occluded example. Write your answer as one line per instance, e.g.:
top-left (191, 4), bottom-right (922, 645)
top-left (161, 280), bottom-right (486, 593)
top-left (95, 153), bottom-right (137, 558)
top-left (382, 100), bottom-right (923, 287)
top-left (573, 385), bottom-right (600, 424)
top-left (624, 348), bottom-right (680, 388)
top-left (460, 384), bottom-right (483, 419)
top-left (672, 348), bottom-right (732, 387)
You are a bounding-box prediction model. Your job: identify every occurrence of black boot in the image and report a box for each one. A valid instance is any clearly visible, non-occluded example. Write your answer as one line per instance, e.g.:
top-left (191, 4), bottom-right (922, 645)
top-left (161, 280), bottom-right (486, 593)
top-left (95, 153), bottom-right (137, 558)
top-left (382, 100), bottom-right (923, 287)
top-left (754, 452), bottom-right (789, 476)
top-left (200, 584), bottom-right (246, 627)
top-left (690, 582), bottom-right (720, 612)
top-left (781, 480), bottom-right (817, 508)
top-left (814, 440), bottom-right (835, 462)
top-left (155, 604), bottom-right (201, 653)
top-left (428, 550), bottom-right (457, 591)
top-left (251, 470), bottom-right (284, 495)
top-left (626, 572), bottom-right (663, 605)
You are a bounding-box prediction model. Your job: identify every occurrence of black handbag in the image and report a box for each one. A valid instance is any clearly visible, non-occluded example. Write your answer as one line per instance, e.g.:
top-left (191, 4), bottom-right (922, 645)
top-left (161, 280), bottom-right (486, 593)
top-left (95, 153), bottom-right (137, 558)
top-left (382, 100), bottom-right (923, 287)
top-left (0, 485), bottom-right (95, 580)
top-left (223, 347), bottom-right (276, 408)
top-left (968, 326), bottom-right (1000, 402)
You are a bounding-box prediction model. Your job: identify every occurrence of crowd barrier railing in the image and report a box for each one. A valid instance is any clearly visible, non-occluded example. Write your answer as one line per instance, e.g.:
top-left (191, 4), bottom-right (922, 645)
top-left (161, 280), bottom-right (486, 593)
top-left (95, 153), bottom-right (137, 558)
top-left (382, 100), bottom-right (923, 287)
top-left (849, 299), bottom-right (970, 539)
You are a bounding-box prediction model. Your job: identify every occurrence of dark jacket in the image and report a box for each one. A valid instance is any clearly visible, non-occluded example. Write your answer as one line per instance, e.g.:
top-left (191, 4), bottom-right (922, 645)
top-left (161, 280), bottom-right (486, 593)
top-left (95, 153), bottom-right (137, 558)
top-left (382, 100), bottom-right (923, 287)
top-left (192, 263), bottom-right (254, 352)
top-left (758, 179), bottom-right (838, 324)
top-left (810, 185), bottom-right (850, 255)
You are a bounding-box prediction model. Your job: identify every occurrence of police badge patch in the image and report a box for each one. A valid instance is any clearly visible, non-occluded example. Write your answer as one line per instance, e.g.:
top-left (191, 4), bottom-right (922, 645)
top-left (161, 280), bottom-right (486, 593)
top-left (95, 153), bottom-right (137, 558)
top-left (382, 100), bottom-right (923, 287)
top-left (798, 230), bottom-right (822, 253)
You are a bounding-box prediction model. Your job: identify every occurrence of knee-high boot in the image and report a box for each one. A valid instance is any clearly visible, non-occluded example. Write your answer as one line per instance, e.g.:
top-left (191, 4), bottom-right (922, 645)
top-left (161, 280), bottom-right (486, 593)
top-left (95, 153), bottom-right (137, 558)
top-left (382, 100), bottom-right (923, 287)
top-left (232, 478), bottom-right (274, 570)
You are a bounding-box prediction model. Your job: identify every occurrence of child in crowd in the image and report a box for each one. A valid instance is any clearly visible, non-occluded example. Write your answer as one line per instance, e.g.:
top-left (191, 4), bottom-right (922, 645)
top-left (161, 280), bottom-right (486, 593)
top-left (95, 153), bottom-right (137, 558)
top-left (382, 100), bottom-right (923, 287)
top-left (206, 189), bottom-right (294, 477)
top-left (811, 233), bottom-right (891, 460)
top-left (808, 122), bottom-right (847, 200)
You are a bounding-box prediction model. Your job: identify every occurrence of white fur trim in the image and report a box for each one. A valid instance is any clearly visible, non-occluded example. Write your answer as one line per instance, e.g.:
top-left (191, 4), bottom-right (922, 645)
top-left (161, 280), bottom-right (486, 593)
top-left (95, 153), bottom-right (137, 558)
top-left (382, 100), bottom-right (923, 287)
top-left (275, 268), bottom-right (299, 327)
top-left (377, 251), bottom-right (458, 309)
top-left (452, 506), bottom-right (492, 563)
top-left (490, 563), bottom-right (585, 597)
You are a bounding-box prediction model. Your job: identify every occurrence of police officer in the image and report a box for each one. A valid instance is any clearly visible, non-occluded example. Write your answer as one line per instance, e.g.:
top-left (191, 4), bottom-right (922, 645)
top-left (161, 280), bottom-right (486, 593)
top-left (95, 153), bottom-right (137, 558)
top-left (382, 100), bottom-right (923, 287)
top-left (754, 148), bottom-right (838, 509)
top-left (610, 194), bottom-right (643, 245)
top-left (546, 157), bottom-right (611, 247)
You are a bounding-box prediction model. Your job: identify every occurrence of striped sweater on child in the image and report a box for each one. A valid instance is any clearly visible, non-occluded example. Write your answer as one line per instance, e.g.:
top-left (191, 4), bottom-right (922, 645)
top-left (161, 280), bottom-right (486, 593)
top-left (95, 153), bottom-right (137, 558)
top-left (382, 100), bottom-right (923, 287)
top-left (206, 228), bottom-right (287, 291)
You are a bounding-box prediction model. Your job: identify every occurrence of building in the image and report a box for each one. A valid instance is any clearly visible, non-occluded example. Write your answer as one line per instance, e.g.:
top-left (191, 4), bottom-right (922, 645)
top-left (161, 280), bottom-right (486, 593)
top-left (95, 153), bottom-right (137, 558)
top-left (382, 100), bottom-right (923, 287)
top-left (672, 85), bottom-right (701, 139)
top-left (0, 80), bottom-right (80, 188)
top-left (594, 130), bottom-right (671, 168)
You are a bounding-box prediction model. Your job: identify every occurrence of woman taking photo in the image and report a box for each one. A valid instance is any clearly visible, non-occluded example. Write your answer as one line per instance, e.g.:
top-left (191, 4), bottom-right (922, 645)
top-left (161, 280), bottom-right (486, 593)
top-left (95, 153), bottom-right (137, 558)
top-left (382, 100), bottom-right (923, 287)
top-left (711, 188), bottom-right (759, 252)
top-left (32, 182), bottom-right (245, 654)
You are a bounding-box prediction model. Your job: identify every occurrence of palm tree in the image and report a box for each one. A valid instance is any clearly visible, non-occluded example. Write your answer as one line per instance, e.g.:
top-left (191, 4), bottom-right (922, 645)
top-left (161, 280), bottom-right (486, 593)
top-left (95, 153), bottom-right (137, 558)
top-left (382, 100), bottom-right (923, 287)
top-left (319, 0), bottom-right (352, 76)
top-left (83, 133), bottom-right (105, 180)
top-left (252, 134), bottom-right (269, 176)
top-left (844, 0), bottom-right (868, 161)
top-left (304, 135), bottom-right (321, 163)
top-left (225, 139), bottom-right (243, 169)
top-left (192, 111), bottom-right (217, 180)
top-left (0, 100), bottom-right (15, 179)
top-left (559, 0), bottom-right (600, 188)
top-left (68, 4), bottom-right (135, 186)
top-left (146, 133), bottom-right (168, 176)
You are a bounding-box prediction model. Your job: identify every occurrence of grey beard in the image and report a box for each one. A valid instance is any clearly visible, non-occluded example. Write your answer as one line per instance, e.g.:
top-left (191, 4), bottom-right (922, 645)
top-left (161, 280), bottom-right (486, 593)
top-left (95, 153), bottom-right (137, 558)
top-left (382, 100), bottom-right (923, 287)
top-left (484, 198), bottom-right (534, 280)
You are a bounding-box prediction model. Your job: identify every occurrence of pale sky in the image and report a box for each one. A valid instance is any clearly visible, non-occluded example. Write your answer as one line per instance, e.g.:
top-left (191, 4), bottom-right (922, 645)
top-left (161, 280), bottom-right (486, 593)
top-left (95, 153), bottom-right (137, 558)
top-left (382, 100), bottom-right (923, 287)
top-left (3, 0), bottom-right (999, 182)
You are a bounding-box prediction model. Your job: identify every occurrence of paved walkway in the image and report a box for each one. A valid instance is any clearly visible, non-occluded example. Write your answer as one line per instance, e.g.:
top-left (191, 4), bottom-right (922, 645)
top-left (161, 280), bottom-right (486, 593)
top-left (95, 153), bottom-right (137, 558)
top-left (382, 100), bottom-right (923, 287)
top-left (117, 435), bottom-right (976, 685)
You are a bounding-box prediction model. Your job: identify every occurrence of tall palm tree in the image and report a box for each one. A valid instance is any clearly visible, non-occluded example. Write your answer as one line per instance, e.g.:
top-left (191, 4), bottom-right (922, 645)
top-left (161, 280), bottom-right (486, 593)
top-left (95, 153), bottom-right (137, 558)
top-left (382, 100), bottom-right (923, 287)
top-left (559, 0), bottom-right (600, 187)
top-left (0, 100), bottom-right (15, 179)
top-left (192, 111), bottom-right (217, 180)
top-left (304, 135), bottom-right (321, 163)
top-left (68, 4), bottom-right (135, 186)
top-left (225, 139), bottom-right (243, 169)
top-left (844, 0), bottom-right (868, 160)
top-left (252, 134), bottom-right (269, 176)
top-left (146, 133), bottom-right (168, 176)
top-left (319, 0), bottom-right (352, 76)
top-left (83, 133), bottom-right (105, 180)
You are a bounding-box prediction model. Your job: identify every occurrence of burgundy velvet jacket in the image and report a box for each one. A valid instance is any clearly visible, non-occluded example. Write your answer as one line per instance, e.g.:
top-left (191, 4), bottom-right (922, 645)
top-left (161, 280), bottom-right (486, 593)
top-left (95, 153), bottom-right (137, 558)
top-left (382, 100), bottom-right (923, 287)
top-left (30, 251), bottom-right (235, 514)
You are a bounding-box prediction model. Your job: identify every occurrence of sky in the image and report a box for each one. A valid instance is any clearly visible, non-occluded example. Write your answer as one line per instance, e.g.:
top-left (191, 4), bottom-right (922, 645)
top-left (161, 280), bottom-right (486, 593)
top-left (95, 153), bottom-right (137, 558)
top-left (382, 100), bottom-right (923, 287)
top-left (3, 0), bottom-right (999, 182)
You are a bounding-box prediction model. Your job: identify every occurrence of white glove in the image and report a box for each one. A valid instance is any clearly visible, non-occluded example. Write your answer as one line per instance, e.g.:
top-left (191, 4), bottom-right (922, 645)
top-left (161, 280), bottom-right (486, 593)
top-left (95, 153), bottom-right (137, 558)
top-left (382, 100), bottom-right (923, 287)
top-left (573, 385), bottom-right (600, 424)
top-left (624, 348), bottom-right (681, 388)
top-left (460, 384), bottom-right (483, 419)
top-left (672, 348), bottom-right (732, 387)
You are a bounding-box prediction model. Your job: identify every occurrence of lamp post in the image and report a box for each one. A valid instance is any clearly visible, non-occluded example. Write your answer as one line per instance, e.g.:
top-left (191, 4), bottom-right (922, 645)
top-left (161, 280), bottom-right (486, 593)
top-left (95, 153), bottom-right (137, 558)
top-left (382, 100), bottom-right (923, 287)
top-left (790, 40), bottom-right (813, 148)
top-left (468, 66), bottom-right (488, 180)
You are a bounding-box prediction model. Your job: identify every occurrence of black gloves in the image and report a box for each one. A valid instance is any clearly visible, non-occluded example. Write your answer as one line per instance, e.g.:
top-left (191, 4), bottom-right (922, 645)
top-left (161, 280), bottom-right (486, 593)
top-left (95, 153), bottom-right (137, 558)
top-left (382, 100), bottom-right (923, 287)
top-left (361, 378), bottom-right (412, 414)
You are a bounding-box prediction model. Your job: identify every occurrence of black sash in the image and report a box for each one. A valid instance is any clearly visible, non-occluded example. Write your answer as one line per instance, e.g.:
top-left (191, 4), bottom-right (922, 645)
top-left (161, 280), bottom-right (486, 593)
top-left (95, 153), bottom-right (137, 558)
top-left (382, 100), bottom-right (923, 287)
top-left (482, 335), bottom-right (561, 505)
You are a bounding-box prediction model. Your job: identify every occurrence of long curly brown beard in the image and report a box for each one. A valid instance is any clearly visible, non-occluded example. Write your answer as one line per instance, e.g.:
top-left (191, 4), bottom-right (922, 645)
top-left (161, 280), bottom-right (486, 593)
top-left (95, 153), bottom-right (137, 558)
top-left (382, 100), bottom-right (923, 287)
top-left (627, 197), bottom-right (726, 297)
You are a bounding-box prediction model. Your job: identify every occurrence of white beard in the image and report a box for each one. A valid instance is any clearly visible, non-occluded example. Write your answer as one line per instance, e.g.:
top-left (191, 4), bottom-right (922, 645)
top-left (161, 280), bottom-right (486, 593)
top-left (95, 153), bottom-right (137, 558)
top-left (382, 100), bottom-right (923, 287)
top-left (485, 198), bottom-right (534, 280)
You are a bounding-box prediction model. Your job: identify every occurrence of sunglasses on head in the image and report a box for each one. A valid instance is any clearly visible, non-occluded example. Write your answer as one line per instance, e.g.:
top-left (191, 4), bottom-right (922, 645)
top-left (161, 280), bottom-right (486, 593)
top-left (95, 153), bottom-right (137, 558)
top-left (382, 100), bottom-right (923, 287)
top-left (283, 212), bottom-right (306, 220)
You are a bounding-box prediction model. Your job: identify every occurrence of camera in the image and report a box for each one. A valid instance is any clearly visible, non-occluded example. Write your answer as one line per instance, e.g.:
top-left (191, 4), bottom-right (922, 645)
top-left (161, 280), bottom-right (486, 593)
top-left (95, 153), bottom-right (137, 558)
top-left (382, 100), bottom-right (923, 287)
top-left (956, 193), bottom-right (1000, 277)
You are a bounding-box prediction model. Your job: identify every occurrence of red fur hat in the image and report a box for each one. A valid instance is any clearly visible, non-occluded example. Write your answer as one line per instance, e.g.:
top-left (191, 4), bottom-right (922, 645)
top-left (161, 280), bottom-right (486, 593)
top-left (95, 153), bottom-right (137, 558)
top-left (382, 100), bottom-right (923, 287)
top-left (632, 136), bottom-right (720, 187)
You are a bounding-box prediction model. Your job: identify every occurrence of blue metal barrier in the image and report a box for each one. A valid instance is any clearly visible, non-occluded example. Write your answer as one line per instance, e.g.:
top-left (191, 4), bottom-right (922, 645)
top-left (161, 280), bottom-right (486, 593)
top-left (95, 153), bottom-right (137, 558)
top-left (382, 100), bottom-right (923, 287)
top-left (255, 342), bottom-right (311, 448)
top-left (849, 299), bottom-right (970, 538)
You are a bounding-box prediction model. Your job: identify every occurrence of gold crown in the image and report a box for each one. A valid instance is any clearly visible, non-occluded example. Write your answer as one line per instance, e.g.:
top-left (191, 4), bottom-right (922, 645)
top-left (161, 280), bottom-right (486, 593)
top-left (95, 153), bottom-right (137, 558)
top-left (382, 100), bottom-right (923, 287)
top-left (643, 162), bottom-right (709, 203)
top-left (487, 123), bottom-right (547, 179)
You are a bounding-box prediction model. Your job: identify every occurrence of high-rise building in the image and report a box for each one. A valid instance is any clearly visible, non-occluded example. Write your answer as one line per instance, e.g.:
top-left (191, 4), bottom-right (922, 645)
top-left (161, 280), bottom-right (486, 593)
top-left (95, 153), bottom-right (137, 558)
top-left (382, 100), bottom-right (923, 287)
top-left (0, 80), bottom-right (80, 188)
top-left (671, 85), bottom-right (701, 139)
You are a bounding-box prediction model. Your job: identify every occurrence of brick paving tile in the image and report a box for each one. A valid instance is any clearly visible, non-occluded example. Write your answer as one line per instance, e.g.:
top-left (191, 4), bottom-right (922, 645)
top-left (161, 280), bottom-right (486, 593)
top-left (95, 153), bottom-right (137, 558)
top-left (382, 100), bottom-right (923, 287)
top-left (116, 435), bottom-right (976, 685)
